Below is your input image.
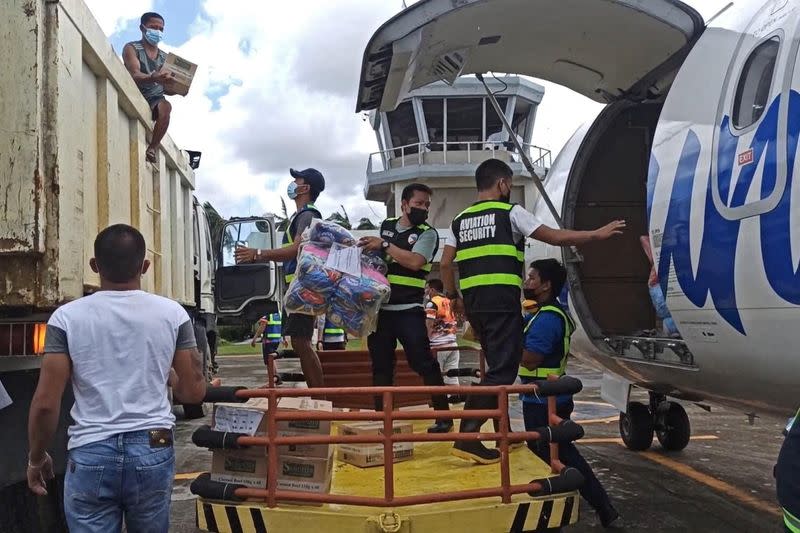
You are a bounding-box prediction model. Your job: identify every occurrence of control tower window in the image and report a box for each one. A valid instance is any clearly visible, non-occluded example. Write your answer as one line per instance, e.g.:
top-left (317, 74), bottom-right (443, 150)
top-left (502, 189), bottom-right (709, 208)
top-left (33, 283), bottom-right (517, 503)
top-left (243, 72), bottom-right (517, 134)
top-left (447, 98), bottom-right (483, 149)
top-left (512, 99), bottom-right (532, 142)
top-left (386, 101), bottom-right (420, 157)
top-left (422, 99), bottom-right (444, 149)
top-left (484, 97), bottom-right (509, 142)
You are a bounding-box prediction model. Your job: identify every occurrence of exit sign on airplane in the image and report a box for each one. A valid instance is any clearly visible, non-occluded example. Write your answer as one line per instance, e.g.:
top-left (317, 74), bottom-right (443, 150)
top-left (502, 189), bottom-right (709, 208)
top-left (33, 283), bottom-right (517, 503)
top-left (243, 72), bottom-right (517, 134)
top-left (738, 149), bottom-right (754, 166)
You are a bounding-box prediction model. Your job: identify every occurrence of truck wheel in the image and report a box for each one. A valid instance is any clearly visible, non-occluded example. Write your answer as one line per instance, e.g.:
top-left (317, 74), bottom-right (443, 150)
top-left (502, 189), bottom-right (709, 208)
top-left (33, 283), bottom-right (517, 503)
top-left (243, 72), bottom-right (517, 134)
top-left (183, 323), bottom-right (211, 420)
top-left (620, 401), bottom-right (654, 451)
top-left (656, 402), bottom-right (691, 451)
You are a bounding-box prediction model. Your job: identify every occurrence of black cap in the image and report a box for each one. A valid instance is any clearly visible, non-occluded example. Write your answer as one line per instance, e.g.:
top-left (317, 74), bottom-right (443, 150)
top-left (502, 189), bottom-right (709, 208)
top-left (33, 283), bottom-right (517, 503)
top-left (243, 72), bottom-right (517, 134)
top-left (290, 168), bottom-right (325, 195)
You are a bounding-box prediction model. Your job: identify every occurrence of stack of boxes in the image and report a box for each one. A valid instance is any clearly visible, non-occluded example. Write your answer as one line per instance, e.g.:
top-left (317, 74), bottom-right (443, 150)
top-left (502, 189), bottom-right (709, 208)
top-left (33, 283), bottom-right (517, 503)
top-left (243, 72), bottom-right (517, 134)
top-left (337, 421), bottom-right (414, 468)
top-left (209, 397), bottom-right (334, 494)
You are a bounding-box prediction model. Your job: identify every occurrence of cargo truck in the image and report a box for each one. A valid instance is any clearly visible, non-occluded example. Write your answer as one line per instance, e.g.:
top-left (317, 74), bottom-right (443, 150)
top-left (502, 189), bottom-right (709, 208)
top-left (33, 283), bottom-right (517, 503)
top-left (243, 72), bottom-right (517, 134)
top-left (0, 1), bottom-right (281, 530)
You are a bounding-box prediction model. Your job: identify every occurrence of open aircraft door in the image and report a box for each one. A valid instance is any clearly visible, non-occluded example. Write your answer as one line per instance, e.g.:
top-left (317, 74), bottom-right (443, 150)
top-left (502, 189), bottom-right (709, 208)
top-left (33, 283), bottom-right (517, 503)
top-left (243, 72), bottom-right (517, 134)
top-left (356, 0), bottom-right (705, 113)
top-left (215, 217), bottom-right (280, 322)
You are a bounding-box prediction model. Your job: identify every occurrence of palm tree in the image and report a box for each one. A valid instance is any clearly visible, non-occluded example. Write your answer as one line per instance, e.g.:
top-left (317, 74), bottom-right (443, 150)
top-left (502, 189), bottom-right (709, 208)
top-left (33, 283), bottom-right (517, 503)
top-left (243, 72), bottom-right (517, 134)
top-left (355, 217), bottom-right (377, 230)
top-left (325, 205), bottom-right (352, 229)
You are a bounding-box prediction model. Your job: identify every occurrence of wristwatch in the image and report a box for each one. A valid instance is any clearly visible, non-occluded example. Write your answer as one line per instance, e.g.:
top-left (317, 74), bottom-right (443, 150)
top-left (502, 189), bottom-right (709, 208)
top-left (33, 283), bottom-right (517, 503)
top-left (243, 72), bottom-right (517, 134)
top-left (381, 240), bottom-right (390, 251)
top-left (255, 249), bottom-right (262, 260)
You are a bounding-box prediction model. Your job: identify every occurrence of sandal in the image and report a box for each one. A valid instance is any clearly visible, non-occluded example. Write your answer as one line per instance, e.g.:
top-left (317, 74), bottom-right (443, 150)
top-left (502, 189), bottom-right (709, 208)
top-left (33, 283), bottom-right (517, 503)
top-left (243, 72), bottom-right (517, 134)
top-left (145, 147), bottom-right (157, 163)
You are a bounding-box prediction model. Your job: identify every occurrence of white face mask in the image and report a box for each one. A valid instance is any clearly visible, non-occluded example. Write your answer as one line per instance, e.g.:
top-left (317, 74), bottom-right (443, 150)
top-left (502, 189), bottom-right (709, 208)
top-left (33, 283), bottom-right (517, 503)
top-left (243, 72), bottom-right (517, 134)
top-left (144, 28), bottom-right (163, 45)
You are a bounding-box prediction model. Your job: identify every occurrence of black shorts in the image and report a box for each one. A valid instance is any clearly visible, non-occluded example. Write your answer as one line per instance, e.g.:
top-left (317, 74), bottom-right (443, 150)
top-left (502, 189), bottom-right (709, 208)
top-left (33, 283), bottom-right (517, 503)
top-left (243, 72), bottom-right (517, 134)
top-left (148, 96), bottom-right (166, 120)
top-left (282, 309), bottom-right (315, 339)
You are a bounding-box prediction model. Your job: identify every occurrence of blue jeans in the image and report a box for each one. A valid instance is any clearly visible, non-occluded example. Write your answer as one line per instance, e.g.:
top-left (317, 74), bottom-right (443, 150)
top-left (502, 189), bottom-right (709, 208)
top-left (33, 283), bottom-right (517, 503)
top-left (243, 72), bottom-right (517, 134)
top-left (64, 430), bottom-right (175, 533)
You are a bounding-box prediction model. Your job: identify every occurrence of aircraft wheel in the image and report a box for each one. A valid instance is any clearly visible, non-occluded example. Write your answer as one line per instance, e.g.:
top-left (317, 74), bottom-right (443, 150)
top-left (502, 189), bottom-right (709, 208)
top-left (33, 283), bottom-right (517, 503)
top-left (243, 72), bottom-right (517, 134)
top-left (656, 401), bottom-right (691, 451)
top-left (620, 402), bottom-right (654, 451)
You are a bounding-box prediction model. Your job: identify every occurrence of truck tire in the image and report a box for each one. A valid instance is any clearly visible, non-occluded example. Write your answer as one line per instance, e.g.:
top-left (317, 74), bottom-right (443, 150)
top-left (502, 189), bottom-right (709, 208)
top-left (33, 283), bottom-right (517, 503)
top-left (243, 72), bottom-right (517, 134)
top-left (183, 322), bottom-right (211, 420)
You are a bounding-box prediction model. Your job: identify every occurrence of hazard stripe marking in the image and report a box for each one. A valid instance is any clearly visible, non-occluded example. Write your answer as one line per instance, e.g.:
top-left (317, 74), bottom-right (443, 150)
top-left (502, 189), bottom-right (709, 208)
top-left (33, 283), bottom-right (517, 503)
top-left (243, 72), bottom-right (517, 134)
top-left (561, 496), bottom-right (575, 527)
top-left (225, 505), bottom-right (243, 532)
top-left (536, 499), bottom-right (554, 530)
top-left (509, 502), bottom-right (530, 532)
top-left (203, 502), bottom-right (217, 532)
top-left (251, 507), bottom-right (268, 533)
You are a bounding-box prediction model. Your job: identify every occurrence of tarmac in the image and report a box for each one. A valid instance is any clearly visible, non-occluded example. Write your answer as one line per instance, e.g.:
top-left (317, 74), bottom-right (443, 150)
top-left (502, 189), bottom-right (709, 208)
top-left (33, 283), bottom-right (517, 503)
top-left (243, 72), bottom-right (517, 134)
top-left (169, 351), bottom-right (787, 532)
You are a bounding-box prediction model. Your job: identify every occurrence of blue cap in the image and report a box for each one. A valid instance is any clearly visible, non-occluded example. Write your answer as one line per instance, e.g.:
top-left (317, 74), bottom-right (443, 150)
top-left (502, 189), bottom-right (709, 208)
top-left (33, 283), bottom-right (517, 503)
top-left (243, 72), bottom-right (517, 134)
top-left (290, 168), bottom-right (325, 195)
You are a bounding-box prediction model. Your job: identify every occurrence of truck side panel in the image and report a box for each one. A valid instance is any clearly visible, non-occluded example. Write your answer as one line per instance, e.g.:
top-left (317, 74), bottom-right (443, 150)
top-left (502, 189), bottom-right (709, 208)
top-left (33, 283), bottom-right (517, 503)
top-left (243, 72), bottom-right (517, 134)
top-left (0, 0), bottom-right (196, 309)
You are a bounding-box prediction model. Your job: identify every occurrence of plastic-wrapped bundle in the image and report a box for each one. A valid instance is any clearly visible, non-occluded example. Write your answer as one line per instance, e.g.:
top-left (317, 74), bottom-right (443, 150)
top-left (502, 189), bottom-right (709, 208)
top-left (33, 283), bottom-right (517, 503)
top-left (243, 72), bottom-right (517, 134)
top-left (284, 219), bottom-right (391, 335)
top-left (327, 266), bottom-right (390, 337)
top-left (305, 219), bottom-right (356, 246)
top-left (360, 249), bottom-right (389, 276)
top-left (284, 244), bottom-right (340, 316)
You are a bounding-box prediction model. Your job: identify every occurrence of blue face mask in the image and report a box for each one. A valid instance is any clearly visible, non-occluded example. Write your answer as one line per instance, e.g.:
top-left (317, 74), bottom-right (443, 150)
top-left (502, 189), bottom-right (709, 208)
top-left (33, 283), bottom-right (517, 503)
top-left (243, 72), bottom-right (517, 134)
top-left (287, 182), bottom-right (298, 200)
top-left (144, 28), bottom-right (163, 45)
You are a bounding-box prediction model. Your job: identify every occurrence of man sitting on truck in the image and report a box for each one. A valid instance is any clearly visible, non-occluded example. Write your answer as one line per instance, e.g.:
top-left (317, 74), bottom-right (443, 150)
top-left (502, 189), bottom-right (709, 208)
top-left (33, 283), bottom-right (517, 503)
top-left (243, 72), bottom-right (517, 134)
top-left (26, 224), bottom-right (206, 533)
top-left (123, 12), bottom-right (174, 164)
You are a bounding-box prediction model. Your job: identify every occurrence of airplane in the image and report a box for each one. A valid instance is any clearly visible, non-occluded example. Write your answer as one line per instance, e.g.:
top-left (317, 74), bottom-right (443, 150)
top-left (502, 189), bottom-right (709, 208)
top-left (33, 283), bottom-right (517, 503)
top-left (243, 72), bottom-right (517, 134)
top-left (353, 0), bottom-right (800, 452)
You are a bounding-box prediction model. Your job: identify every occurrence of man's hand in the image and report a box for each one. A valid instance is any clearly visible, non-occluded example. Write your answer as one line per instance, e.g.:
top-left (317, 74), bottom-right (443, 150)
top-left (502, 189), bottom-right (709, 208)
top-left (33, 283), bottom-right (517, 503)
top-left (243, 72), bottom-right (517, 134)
top-left (250, 339), bottom-right (257, 348)
top-left (593, 220), bottom-right (626, 240)
top-left (235, 246), bottom-right (257, 264)
top-left (152, 69), bottom-right (174, 83)
top-left (358, 236), bottom-right (384, 251)
top-left (450, 296), bottom-right (465, 321)
top-left (27, 452), bottom-right (54, 496)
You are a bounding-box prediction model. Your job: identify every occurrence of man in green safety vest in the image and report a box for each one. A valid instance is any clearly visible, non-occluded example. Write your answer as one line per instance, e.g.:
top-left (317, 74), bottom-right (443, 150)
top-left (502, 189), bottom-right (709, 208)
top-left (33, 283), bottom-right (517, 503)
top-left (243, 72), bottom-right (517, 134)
top-left (520, 259), bottom-right (618, 527)
top-left (235, 168), bottom-right (326, 388)
top-left (777, 407), bottom-right (800, 532)
top-left (359, 183), bottom-right (453, 433)
top-left (440, 158), bottom-right (624, 464)
top-left (317, 315), bottom-right (347, 351)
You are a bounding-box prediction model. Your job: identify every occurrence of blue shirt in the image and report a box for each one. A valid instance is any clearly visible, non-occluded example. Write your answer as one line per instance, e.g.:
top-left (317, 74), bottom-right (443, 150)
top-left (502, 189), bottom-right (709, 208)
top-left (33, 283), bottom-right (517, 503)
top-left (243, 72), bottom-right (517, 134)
top-left (520, 311), bottom-right (571, 404)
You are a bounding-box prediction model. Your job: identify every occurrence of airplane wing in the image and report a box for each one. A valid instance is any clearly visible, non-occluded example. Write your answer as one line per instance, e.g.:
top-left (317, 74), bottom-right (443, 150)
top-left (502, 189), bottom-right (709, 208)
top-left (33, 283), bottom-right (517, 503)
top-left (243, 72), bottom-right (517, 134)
top-left (356, 0), bottom-right (704, 112)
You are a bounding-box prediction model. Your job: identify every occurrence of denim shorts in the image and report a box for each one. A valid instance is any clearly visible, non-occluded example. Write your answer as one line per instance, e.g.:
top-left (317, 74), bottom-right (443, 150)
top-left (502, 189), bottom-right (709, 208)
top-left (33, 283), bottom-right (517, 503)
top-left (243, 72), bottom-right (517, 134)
top-left (64, 429), bottom-right (175, 533)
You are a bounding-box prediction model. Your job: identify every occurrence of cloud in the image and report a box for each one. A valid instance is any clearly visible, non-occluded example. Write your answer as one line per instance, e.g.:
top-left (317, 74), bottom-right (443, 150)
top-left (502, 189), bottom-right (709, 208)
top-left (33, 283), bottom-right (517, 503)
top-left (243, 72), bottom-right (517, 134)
top-left (83, 0), bottom-right (154, 36)
top-left (85, 0), bottom-right (724, 228)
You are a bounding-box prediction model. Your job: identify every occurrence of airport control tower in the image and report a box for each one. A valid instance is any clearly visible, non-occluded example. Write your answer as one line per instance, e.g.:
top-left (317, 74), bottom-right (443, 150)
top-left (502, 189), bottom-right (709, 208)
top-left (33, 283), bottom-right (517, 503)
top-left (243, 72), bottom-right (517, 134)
top-left (363, 76), bottom-right (551, 229)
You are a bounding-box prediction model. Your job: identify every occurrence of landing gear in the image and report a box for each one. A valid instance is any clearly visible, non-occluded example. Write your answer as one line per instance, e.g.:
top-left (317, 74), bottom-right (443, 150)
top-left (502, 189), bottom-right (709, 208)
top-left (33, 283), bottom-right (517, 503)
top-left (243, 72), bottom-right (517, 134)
top-left (619, 393), bottom-right (691, 452)
top-left (620, 401), bottom-right (654, 451)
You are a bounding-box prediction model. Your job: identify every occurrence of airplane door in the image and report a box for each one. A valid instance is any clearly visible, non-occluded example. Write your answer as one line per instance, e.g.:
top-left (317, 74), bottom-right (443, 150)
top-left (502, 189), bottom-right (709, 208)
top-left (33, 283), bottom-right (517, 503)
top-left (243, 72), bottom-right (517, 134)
top-left (711, 1), bottom-right (798, 221)
top-left (215, 217), bottom-right (279, 321)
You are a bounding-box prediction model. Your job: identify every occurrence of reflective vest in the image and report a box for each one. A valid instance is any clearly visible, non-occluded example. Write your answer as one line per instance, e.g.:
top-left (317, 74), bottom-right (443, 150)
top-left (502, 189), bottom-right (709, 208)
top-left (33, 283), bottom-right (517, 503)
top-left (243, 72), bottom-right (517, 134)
top-left (322, 318), bottom-right (345, 342)
top-left (518, 304), bottom-right (575, 378)
top-left (262, 313), bottom-right (282, 345)
top-left (282, 203), bottom-right (321, 283)
top-left (451, 201), bottom-right (525, 311)
top-left (780, 407), bottom-right (800, 533)
top-left (380, 217), bottom-right (438, 305)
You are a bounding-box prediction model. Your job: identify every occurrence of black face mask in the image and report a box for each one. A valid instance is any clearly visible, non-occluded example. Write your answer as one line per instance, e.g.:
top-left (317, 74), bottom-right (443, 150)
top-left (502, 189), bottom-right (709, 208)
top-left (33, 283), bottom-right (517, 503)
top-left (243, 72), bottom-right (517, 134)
top-left (408, 207), bottom-right (428, 226)
top-left (523, 289), bottom-right (537, 301)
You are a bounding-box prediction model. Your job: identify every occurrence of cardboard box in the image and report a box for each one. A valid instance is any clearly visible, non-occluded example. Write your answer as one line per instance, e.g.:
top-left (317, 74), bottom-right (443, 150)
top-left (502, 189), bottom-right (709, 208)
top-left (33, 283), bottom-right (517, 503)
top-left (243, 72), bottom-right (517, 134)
top-left (337, 446), bottom-right (414, 468)
top-left (211, 448), bottom-right (333, 493)
top-left (212, 397), bottom-right (333, 458)
top-left (161, 52), bottom-right (197, 96)
top-left (337, 421), bottom-right (414, 467)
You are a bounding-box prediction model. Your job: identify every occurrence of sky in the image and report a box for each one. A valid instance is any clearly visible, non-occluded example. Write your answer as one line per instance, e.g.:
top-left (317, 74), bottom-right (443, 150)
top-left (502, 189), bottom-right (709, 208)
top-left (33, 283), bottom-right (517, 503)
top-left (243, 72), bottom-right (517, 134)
top-left (84, 0), bottom-right (731, 223)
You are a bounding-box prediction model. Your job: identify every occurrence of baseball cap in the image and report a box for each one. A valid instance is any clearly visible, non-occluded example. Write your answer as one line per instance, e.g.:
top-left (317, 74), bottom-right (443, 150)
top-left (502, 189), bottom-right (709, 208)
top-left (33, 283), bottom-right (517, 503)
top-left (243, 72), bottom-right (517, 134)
top-left (290, 168), bottom-right (325, 195)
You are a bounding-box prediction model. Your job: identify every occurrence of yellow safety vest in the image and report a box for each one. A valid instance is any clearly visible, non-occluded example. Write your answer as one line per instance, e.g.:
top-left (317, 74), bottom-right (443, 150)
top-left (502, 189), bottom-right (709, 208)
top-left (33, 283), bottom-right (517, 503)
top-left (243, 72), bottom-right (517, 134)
top-left (518, 304), bottom-right (574, 378)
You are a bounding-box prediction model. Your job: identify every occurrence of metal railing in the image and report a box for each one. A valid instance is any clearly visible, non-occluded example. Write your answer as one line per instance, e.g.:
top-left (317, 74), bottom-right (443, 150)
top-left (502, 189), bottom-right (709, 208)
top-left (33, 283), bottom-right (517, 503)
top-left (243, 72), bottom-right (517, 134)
top-left (367, 141), bottom-right (552, 175)
top-left (193, 376), bottom-right (583, 509)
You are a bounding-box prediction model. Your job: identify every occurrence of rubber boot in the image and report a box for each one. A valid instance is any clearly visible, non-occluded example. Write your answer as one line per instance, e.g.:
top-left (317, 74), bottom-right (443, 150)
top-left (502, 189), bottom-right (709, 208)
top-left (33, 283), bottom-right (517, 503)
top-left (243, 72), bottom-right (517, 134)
top-left (451, 394), bottom-right (501, 464)
top-left (423, 371), bottom-right (453, 433)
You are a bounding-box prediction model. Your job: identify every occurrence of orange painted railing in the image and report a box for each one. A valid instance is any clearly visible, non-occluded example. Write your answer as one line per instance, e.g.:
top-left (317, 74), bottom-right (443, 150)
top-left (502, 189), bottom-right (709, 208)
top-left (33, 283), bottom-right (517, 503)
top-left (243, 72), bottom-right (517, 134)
top-left (224, 381), bottom-right (567, 508)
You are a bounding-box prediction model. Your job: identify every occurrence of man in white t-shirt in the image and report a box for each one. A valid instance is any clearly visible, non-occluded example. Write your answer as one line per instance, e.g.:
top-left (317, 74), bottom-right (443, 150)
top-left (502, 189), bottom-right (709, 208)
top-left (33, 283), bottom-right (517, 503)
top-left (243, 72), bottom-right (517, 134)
top-left (440, 158), bottom-right (625, 464)
top-left (27, 224), bottom-right (205, 533)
